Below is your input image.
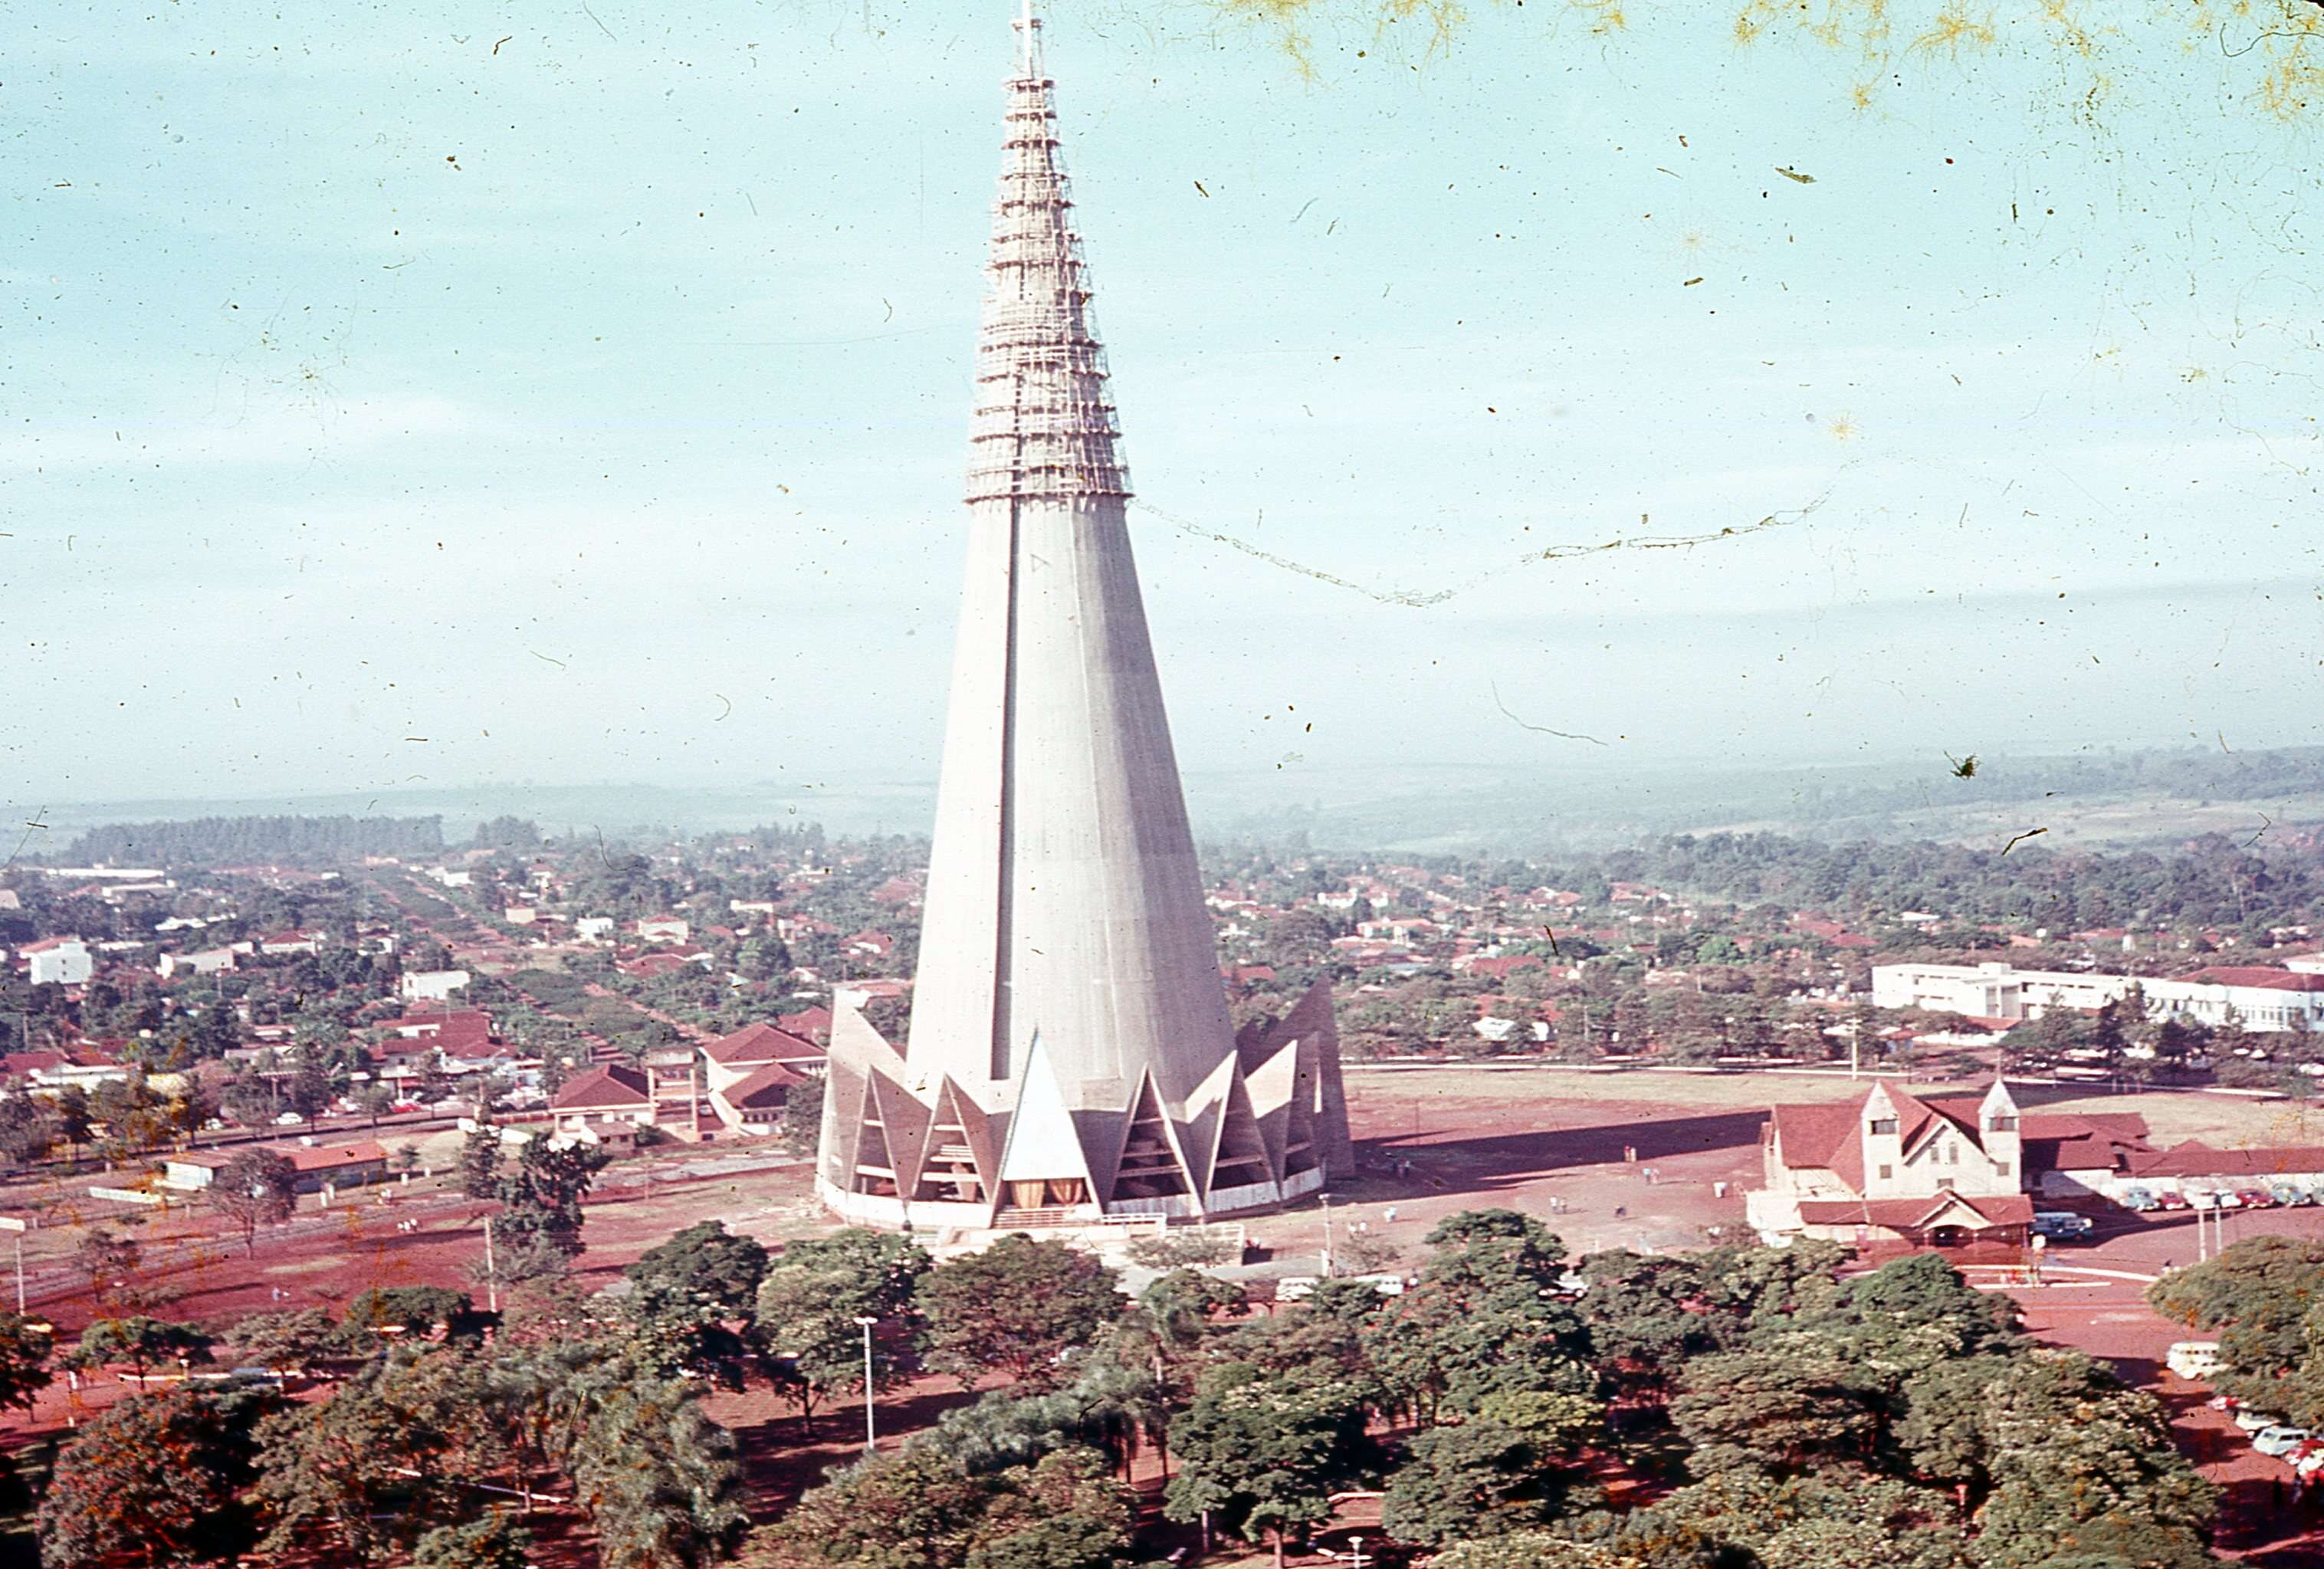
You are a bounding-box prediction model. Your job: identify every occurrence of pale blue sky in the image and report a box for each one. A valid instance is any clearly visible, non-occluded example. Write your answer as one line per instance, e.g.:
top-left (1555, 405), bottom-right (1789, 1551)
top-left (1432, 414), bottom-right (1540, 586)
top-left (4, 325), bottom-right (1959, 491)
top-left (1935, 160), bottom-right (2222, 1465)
top-left (5, 0), bottom-right (2320, 817)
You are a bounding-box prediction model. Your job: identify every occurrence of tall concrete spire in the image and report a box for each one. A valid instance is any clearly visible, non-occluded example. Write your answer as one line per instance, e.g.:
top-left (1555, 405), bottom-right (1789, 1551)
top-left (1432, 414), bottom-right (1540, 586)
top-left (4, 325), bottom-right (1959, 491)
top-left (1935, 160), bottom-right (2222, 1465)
top-left (819, 4), bottom-right (1350, 1229)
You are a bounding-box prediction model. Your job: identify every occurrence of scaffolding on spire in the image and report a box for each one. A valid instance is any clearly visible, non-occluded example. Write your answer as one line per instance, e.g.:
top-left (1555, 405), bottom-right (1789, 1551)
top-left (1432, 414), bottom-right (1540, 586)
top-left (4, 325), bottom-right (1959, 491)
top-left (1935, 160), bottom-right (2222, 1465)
top-left (965, 0), bottom-right (1127, 505)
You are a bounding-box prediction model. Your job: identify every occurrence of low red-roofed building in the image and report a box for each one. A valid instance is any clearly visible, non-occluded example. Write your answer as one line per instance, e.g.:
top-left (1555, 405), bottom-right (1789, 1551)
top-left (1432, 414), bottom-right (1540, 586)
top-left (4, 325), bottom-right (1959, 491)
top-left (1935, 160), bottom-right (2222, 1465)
top-left (162, 1140), bottom-right (388, 1194)
top-left (701, 1022), bottom-right (825, 1092)
top-left (710, 1060), bottom-right (807, 1134)
top-left (550, 1064), bottom-right (655, 1124)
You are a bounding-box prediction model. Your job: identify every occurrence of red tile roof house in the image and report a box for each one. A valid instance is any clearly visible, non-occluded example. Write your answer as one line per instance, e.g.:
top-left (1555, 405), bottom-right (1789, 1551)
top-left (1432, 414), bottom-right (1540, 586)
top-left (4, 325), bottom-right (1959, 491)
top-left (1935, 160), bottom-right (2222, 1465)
top-left (776, 1006), bottom-right (833, 1043)
top-left (709, 1060), bottom-right (808, 1135)
top-left (700, 1022), bottom-right (825, 1095)
top-left (387, 1009), bottom-right (497, 1054)
top-left (162, 1140), bottom-right (389, 1195)
top-left (550, 1064), bottom-right (656, 1126)
top-left (1748, 1079), bottom-right (2037, 1249)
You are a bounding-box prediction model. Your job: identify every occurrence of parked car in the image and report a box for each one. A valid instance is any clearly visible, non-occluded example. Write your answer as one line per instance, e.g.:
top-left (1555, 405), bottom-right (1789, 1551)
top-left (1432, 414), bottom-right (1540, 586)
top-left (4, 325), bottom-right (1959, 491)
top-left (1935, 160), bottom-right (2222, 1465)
top-left (2167, 1341), bottom-right (2227, 1380)
top-left (2268, 1180), bottom-right (2309, 1206)
top-left (2156, 1190), bottom-right (2191, 1211)
top-left (2254, 1426), bottom-right (2313, 1457)
top-left (2116, 1186), bottom-right (2160, 1212)
top-left (2235, 1187), bottom-right (2276, 1209)
top-left (2033, 1212), bottom-right (2096, 1242)
top-left (2235, 1407), bottom-right (2284, 1433)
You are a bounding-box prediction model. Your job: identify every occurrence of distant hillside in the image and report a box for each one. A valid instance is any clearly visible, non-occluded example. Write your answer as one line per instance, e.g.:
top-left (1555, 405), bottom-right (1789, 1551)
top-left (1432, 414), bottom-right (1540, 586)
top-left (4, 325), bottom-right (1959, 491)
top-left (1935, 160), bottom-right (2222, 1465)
top-left (54, 815), bottom-right (445, 868)
top-left (24, 745), bottom-right (2322, 859)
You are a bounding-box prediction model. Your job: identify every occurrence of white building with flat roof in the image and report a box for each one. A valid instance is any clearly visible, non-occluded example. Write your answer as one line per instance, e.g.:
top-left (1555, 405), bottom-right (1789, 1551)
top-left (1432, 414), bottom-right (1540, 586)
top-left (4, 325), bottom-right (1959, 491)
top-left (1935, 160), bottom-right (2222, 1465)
top-left (19, 937), bottom-right (92, 987)
top-left (1875, 960), bottom-right (2324, 1032)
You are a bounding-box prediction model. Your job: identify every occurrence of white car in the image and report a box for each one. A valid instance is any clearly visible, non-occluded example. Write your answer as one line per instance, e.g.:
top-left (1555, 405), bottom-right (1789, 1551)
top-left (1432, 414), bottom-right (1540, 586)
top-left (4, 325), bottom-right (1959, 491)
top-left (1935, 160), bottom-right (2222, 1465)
top-left (2167, 1341), bottom-right (2226, 1380)
top-left (2234, 1407), bottom-right (2283, 1433)
top-left (1275, 1275), bottom-right (1318, 1301)
top-left (2254, 1426), bottom-right (2313, 1457)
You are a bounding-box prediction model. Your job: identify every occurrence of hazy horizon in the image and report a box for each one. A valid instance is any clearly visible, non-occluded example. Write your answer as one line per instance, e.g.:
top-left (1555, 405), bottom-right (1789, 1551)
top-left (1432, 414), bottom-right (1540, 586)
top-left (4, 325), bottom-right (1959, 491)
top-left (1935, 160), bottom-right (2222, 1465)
top-left (9, 1), bottom-right (2321, 819)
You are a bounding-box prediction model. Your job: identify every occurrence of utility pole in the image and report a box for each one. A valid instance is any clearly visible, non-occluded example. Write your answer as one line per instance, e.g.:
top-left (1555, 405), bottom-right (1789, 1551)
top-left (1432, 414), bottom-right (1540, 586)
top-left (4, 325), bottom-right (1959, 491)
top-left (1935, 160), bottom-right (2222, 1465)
top-left (483, 1214), bottom-right (498, 1313)
top-left (854, 1315), bottom-right (879, 1453)
top-left (1318, 1191), bottom-right (1335, 1279)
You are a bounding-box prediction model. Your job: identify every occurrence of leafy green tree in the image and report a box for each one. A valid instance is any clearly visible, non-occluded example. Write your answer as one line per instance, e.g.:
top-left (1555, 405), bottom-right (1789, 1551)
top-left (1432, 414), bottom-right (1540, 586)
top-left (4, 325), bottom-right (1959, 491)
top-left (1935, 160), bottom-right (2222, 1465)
top-left (775, 1072), bottom-right (823, 1156)
top-left (409, 1514), bottom-right (533, 1569)
top-left (1666, 1347), bottom-right (1876, 1477)
top-left (68, 1317), bottom-right (216, 1381)
top-left (1164, 1360), bottom-right (1379, 1567)
top-left (563, 1365), bottom-right (749, 1569)
top-left (224, 1307), bottom-right (340, 1373)
top-left (221, 1070), bottom-right (277, 1131)
top-left (1610, 1472), bottom-right (1968, 1569)
top-left (1380, 1390), bottom-right (1604, 1545)
top-left (1894, 1353), bottom-right (2013, 1492)
top-left (619, 1219), bottom-right (769, 1386)
top-left (915, 1347), bottom-right (1167, 1481)
top-left (340, 1285), bottom-right (474, 1351)
top-left (208, 1146), bottom-right (297, 1255)
top-left (1766, 1250), bottom-right (2017, 1372)
top-left (916, 1233), bottom-right (1126, 1390)
top-left (625, 1219), bottom-right (770, 1329)
top-left (1429, 1538), bottom-right (1644, 1569)
top-left (1366, 1210), bottom-right (1594, 1420)
top-left (0, 1314), bottom-right (52, 1414)
top-left (742, 1445), bottom-right (1131, 1569)
top-left (253, 1347), bottom-right (481, 1561)
top-left (756, 1227), bottom-right (931, 1435)
top-left (0, 1093), bottom-right (59, 1167)
top-left (283, 1050), bottom-right (334, 1132)
top-left (1972, 1351), bottom-right (2219, 1569)
top-left (457, 1125), bottom-right (503, 1197)
top-left (2147, 1235), bottom-right (2324, 1388)
top-left (37, 1386), bottom-right (274, 1569)
top-left (1575, 1250), bottom-right (1722, 1393)
top-left (493, 1135), bottom-right (608, 1257)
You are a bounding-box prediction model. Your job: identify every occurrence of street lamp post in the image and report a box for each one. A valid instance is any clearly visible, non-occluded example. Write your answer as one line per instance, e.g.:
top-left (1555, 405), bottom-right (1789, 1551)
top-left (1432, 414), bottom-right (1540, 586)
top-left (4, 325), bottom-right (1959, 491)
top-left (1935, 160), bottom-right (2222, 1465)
top-left (854, 1315), bottom-right (879, 1454)
top-left (1318, 1191), bottom-right (1335, 1279)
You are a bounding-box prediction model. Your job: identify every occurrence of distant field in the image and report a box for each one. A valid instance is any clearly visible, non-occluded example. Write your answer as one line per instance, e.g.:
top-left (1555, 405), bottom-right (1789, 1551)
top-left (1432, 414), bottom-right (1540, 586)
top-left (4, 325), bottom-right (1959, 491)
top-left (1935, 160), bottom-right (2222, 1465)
top-left (1349, 1064), bottom-right (2317, 1147)
top-left (1349, 1064), bottom-right (1875, 1112)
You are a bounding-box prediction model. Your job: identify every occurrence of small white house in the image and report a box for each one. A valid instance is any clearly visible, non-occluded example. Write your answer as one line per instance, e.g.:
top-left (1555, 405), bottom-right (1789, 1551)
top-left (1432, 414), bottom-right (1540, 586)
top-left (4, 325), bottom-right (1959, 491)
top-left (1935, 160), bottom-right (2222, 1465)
top-left (400, 969), bottom-right (471, 1003)
top-left (576, 916), bottom-right (616, 943)
top-left (159, 947), bottom-right (239, 979)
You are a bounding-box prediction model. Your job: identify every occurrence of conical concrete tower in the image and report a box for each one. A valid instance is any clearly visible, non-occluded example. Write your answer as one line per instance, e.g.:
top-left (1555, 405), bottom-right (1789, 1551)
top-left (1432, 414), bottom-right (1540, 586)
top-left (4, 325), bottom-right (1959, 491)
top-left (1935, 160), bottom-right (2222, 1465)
top-left (818, 2), bottom-right (1350, 1230)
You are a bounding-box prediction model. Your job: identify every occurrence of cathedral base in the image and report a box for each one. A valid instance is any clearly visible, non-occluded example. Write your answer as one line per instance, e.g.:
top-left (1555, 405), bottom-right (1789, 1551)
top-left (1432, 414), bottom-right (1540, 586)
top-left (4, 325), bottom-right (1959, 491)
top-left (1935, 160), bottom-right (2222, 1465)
top-left (815, 1164), bottom-right (1324, 1239)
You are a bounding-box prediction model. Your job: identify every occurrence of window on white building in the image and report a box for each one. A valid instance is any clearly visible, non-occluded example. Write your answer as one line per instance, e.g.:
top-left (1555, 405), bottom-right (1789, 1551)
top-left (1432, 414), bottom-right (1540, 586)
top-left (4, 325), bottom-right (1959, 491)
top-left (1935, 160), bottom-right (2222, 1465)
top-left (1870, 1118), bottom-right (1897, 1134)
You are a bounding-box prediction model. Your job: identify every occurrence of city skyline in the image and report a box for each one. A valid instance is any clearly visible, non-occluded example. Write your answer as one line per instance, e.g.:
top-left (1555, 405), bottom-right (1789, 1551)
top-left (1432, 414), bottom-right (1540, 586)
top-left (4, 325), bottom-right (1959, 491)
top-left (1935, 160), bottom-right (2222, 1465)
top-left (7, 2), bottom-right (2319, 814)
